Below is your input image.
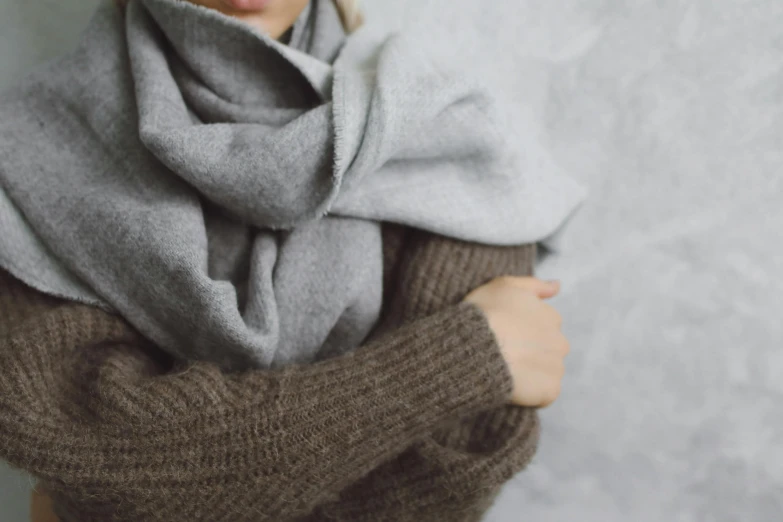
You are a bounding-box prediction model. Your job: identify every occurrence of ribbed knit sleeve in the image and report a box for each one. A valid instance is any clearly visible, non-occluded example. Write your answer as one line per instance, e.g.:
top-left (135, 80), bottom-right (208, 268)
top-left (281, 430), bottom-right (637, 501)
top-left (0, 270), bottom-right (511, 522)
top-left (308, 231), bottom-right (541, 522)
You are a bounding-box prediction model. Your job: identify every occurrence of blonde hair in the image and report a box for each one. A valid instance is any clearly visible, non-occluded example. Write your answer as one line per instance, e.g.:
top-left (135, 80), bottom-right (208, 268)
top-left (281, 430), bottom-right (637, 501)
top-left (333, 0), bottom-right (363, 33)
top-left (115, 1), bottom-right (363, 32)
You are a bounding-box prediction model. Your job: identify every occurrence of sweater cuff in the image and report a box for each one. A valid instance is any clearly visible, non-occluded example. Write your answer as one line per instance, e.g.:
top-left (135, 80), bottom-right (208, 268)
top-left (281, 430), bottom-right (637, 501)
top-left (392, 301), bottom-right (514, 417)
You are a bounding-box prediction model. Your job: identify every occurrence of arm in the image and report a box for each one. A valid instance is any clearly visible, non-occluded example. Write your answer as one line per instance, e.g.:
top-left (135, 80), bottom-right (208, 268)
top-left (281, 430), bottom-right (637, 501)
top-left (0, 270), bottom-right (511, 522)
top-left (308, 232), bottom-right (542, 522)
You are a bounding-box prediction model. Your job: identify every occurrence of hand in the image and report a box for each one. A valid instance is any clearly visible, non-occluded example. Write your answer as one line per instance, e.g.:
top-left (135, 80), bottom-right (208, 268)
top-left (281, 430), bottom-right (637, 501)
top-left (464, 277), bottom-right (570, 408)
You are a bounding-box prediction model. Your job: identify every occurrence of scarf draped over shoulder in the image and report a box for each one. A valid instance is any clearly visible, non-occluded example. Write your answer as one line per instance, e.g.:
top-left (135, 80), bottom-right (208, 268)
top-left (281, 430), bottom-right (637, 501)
top-left (0, 0), bottom-right (585, 369)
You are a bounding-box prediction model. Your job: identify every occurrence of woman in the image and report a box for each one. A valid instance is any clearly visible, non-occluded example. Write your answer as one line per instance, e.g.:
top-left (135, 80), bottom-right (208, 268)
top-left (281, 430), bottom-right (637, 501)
top-left (1, 0), bottom-right (571, 520)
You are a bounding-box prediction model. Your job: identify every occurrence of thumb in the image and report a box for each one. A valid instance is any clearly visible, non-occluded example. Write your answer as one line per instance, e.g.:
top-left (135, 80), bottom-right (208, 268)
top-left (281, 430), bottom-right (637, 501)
top-left (507, 277), bottom-right (561, 299)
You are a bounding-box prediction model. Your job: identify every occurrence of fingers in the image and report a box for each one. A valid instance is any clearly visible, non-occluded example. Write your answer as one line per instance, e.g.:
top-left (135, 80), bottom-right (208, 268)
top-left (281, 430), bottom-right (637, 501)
top-left (539, 301), bottom-right (564, 328)
top-left (499, 276), bottom-right (561, 299)
top-left (533, 358), bottom-right (566, 408)
top-left (512, 371), bottom-right (563, 409)
top-left (538, 378), bottom-right (563, 408)
top-left (539, 279), bottom-right (561, 299)
top-left (556, 332), bottom-right (571, 355)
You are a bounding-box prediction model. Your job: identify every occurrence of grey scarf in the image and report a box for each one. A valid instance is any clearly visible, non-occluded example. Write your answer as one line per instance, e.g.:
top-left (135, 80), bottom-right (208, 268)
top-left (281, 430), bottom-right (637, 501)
top-left (0, 0), bottom-right (585, 369)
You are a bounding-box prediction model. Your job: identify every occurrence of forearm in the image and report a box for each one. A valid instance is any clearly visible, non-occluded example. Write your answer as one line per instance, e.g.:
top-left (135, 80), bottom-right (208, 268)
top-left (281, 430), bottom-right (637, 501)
top-left (313, 233), bottom-right (541, 522)
top-left (307, 405), bottom-right (539, 522)
top-left (0, 269), bottom-right (511, 520)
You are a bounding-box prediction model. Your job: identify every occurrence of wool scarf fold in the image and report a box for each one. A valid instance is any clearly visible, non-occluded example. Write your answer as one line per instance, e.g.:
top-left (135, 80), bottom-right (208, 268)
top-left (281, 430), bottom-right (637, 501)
top-left (0, 0), bottom-right (585, 369)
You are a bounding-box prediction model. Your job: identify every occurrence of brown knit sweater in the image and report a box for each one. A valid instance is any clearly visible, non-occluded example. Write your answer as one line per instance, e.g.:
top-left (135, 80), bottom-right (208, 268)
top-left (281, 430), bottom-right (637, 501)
top-left (0, 225), bottom-right (539, 522)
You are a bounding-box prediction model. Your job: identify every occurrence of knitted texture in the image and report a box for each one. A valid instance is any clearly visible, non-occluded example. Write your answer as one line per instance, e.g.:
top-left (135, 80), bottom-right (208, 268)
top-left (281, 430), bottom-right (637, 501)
top-left (0, 225), bottom-right (539, 522)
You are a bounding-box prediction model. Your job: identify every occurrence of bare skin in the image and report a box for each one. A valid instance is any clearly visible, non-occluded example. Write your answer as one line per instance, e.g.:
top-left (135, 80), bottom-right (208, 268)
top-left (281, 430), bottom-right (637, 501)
top-left (187, 0), bottom-right (311, 39)
top-left (464, 277), bottom-right (569, 408)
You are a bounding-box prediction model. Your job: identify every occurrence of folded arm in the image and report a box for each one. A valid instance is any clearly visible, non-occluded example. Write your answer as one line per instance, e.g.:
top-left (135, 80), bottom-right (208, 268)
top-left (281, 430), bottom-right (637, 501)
top-left (0, 270), bottom-right (511, 521)
top-left (308, 232), bottom-right (541, 522)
